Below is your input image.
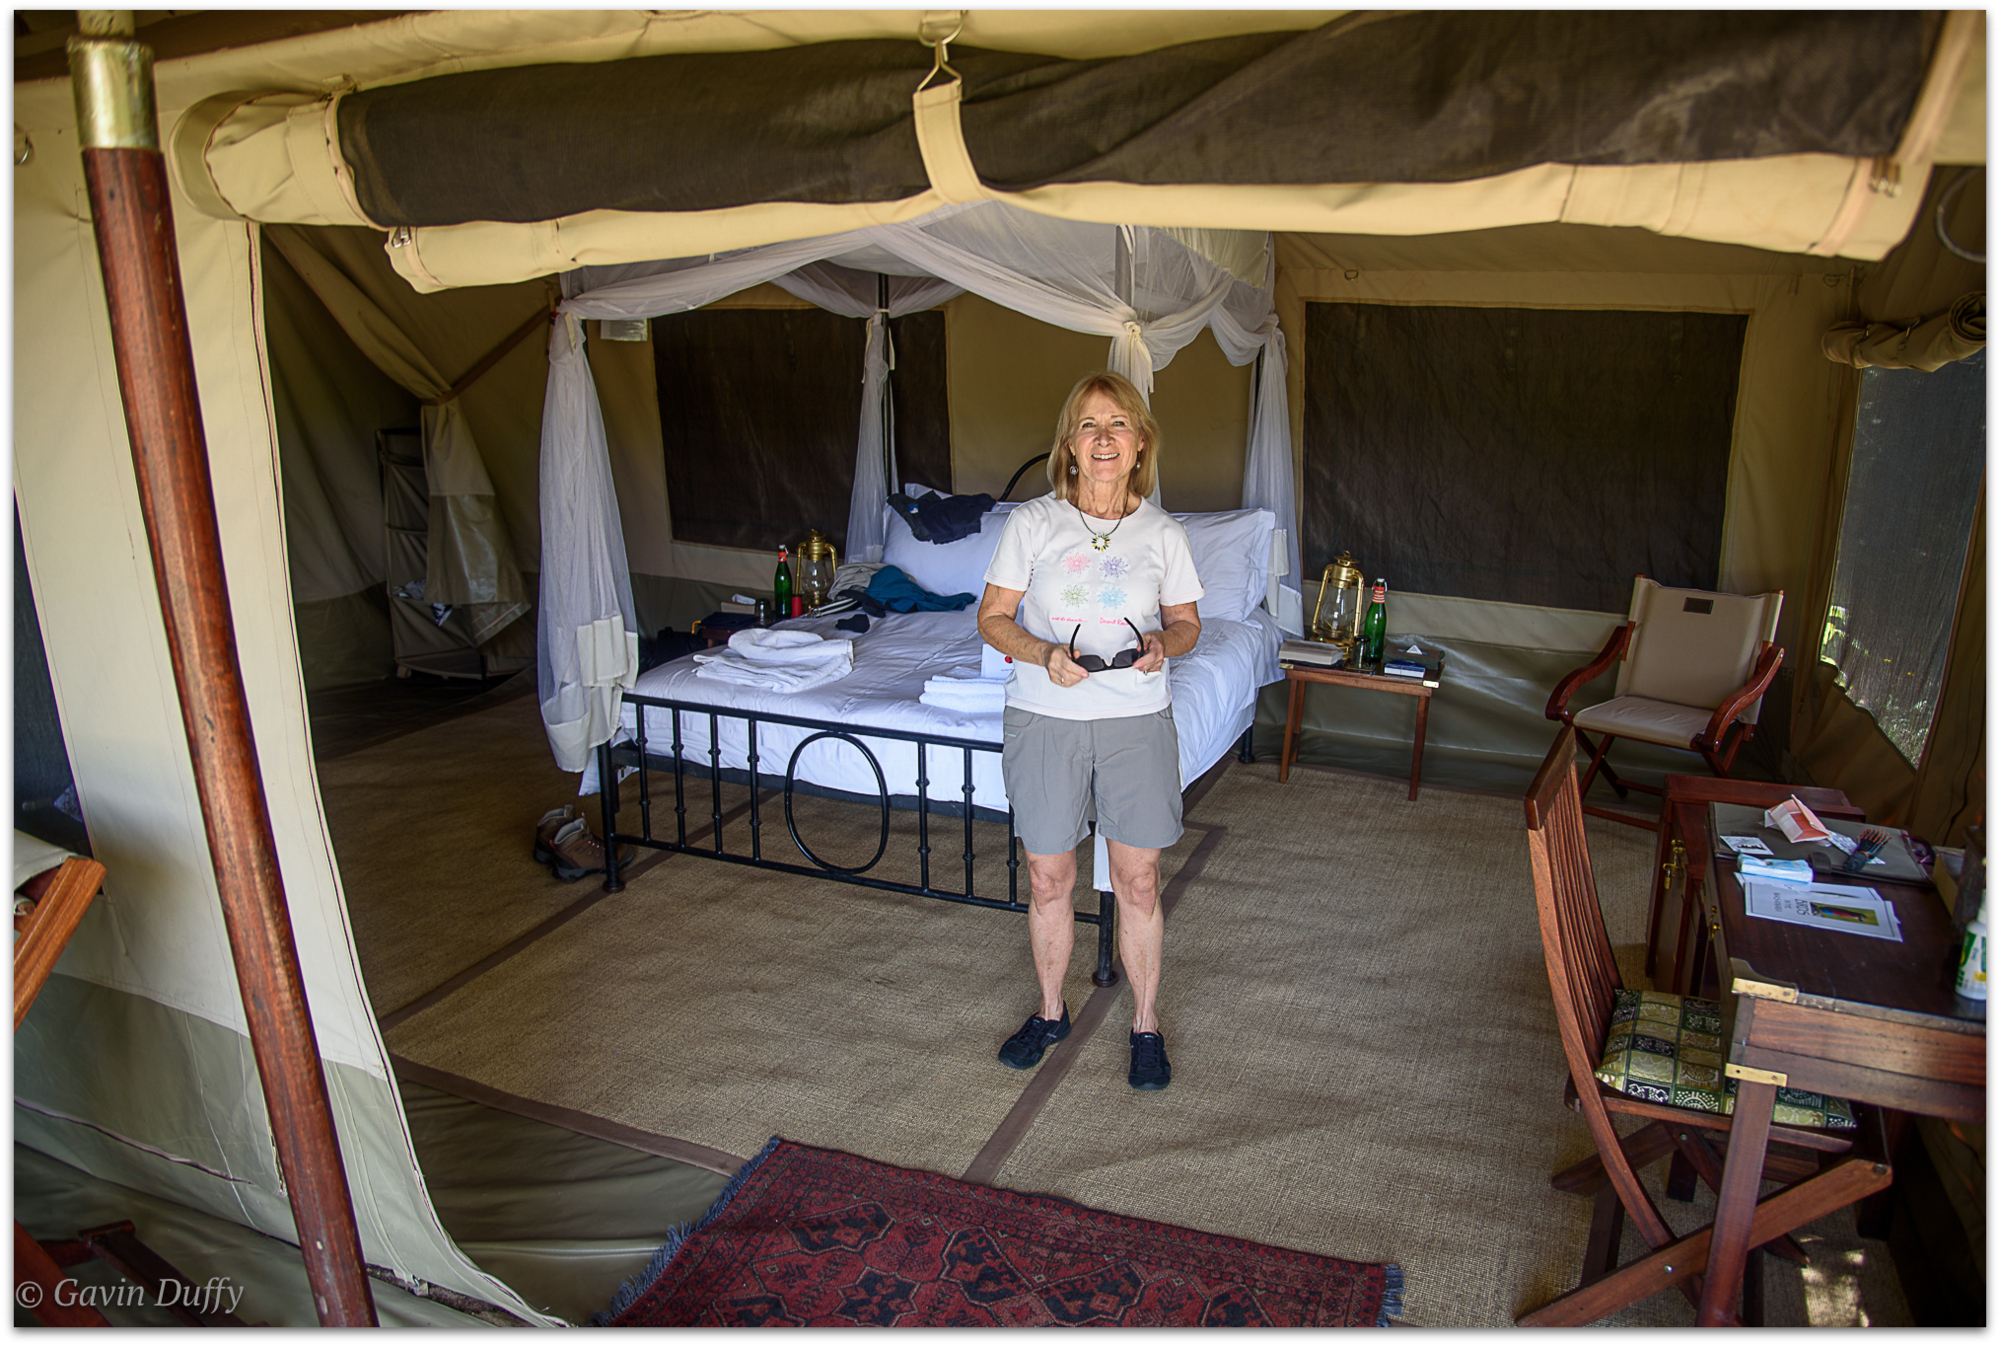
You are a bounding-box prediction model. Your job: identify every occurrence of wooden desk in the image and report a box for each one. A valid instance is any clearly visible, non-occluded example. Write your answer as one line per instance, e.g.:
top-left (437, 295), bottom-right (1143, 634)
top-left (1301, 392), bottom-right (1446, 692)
top-left (1631, 784), bottom-right (1986, 1325)
top-left (1278, 658), bottom-right (1441, 801)
top-left (1648, 776), bottom-right (1866, 995)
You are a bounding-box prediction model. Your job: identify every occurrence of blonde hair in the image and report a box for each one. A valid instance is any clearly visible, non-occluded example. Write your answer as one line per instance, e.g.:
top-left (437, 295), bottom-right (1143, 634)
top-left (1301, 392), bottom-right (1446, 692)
top-left (1045, 371), bottom-right (1160, 505)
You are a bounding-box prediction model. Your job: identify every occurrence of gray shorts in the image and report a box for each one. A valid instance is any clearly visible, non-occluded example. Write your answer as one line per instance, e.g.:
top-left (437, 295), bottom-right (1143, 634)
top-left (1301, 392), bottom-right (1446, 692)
top-left (1001, 705), bottom-right (1183, 855)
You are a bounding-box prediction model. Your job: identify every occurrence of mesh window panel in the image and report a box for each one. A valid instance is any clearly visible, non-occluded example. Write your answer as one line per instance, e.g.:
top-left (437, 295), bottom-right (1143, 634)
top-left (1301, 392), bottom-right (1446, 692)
top-left (1819, 351), bottom-right (1986, 765)
top-left (889, 312), bottom-right (952, 494)
top-left (655, 308), bottom-right (949, 554)
top-left (1302, 302), bottom-right (1745, 613)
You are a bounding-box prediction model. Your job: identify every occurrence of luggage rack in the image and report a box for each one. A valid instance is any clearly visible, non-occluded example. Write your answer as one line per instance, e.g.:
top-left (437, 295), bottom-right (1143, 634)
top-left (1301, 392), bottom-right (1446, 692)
top-left (594, 692), bottom-right (1121, 986)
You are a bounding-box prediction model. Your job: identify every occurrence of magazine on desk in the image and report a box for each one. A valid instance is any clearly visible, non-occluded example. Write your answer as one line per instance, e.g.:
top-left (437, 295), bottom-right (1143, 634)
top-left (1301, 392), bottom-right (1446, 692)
top-left (1741, 877), bottom-right (1905, 942)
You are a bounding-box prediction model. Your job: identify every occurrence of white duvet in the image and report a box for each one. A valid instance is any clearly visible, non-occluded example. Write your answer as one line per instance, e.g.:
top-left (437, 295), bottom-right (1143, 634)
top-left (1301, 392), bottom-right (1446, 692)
top-left (599, 606), bottom-right (1284, 814)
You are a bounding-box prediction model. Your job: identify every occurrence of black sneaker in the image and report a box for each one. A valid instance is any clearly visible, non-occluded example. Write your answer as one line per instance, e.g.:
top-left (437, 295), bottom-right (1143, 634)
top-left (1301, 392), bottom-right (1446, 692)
top-left (997, 1006), bottom-right (1071, 1069)
top-left (1128, 1031), bottom-right (1171, 1090)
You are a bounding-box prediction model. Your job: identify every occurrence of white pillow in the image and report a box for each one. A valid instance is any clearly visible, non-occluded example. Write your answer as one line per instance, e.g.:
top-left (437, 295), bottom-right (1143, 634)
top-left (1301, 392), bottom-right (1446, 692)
top-left (1172, 508), bottom-right (1276, 624)
top-left (881, 500), bottom-right (1021, 599)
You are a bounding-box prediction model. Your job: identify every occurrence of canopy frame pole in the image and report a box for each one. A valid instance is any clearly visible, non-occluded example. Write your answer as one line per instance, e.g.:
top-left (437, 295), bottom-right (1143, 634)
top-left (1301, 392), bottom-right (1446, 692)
top-left (67, 12), bottom-right (377, 1327)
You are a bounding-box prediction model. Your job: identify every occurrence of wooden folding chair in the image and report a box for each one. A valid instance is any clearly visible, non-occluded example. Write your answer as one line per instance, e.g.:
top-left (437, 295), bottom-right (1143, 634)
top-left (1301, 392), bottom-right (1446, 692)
top-left (1546, 578), bottom-right (1784, 831)
top-left (1516, 728), bottom-right (1887, 1326)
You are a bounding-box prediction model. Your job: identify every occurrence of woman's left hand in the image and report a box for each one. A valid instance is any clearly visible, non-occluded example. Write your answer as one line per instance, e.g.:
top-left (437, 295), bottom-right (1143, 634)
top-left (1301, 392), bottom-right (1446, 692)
top-left (1133, 630), bottom-right (1168, 674)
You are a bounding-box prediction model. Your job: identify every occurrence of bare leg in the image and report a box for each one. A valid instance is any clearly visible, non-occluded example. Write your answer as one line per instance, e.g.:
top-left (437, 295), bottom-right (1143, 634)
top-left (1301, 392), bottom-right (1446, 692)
top-left (1106, 839), bottom-right (1164, 1034)
top-left (1023, 848), bottom-right (1078, 1020)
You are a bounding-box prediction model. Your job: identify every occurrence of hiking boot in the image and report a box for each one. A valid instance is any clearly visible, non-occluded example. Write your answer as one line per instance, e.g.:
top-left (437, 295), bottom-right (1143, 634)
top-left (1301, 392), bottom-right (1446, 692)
top-left (1128, 1031), bottom-right (1171, 1090)
top-left (546, 817), bottom-right (635, 882)
top-left (997, 1006), bottom-right (1071, 1070)
top-left (533, 805), bottom-right (577, 866)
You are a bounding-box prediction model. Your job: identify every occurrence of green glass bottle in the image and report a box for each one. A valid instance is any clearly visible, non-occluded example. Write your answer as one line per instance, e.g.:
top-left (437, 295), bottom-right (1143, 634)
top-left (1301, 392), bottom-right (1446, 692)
top-left (772, 545), bottom-right (793, 623)
top-left (1361, 579), bottom-right (1387, 666)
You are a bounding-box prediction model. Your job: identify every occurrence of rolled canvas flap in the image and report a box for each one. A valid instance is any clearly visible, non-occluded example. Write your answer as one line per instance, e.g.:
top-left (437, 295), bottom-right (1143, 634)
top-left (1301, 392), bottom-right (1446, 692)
top-left (184, 92), bottom-right (376, 227)
top-left (1822, 292), bottom-right (1986, 371)
top-left (181, 10), bottom-right (1957, 290)
top-left (377, 160), bottom-right (1933, 294)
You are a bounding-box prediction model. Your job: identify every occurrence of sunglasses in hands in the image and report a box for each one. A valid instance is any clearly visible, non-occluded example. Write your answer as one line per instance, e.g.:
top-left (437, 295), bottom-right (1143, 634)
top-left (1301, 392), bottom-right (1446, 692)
top-left (1066, 618), bottom-right (1148, 672)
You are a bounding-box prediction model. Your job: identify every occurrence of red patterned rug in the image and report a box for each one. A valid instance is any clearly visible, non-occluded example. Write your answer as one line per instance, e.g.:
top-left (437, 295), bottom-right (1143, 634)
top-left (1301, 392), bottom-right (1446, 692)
top-left (596, 1137), bottom-right (1402, 1327)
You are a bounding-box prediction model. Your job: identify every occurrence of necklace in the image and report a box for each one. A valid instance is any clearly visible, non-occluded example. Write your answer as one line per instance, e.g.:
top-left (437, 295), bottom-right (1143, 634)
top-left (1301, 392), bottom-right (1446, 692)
top-left (1077, 496), bottom-right (1132, 552)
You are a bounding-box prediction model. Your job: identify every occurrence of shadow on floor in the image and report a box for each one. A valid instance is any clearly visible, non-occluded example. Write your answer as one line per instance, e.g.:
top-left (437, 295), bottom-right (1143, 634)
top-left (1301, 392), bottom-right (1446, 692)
top-left (307, 669), bottom-right (535, 762)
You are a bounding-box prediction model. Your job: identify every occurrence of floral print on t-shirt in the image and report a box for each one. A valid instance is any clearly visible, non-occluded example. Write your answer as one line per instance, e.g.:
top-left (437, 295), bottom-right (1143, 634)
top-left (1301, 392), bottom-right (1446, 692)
top-left (1050, 544), bottom-right (1143, 622)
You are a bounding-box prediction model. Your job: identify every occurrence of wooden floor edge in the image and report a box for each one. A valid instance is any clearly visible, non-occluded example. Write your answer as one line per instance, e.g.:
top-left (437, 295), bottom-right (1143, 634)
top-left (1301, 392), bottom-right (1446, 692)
top-left (389, 1054), bottom-right (746, 1176)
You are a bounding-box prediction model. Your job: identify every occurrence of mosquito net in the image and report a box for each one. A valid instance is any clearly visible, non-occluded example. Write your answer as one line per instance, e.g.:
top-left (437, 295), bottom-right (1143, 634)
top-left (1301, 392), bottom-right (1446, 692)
top-left (537, 200), bottom-right (1298, 772)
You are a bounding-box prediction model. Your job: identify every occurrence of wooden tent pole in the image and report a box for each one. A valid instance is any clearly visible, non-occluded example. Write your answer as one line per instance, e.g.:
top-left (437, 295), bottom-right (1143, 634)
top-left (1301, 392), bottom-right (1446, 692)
top-left (66, 12), bottom-right (378, 1326)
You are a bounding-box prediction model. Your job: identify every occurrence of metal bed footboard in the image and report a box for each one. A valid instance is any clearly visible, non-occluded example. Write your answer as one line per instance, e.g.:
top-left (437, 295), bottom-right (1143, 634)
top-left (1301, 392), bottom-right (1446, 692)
top-left (594, 692), bottom-right (1120, 987)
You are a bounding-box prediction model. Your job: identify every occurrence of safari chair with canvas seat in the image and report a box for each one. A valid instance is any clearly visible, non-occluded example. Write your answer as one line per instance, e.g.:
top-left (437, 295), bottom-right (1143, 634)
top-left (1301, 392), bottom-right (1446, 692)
top-left (1516, 728), bottom-right (1891, 1326)
top-left (1546, 577), bottom-right (1784, 831)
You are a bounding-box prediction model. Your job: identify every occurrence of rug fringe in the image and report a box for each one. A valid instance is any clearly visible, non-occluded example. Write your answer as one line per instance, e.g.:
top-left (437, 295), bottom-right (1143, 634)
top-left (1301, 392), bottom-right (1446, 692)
top-left (1377, 1264), bottom-right (1404, 1326)
top-left (591, 1136), bottom-right (788, 1326)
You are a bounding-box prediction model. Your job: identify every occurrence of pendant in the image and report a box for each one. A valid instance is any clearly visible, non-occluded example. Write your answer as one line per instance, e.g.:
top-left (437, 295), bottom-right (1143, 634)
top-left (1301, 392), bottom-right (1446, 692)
top-left (1092, 535), bottom-right (1110, 552)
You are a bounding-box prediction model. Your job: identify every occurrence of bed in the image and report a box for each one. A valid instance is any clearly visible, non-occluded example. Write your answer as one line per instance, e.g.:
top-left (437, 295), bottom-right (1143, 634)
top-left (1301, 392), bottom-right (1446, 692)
top-left (590, 501), bottom-right (1286, 983)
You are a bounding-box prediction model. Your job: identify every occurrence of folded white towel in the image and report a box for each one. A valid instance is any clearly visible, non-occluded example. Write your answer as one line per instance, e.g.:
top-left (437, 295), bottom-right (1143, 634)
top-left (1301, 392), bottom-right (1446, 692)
top-left (724, 628), bottom-right (855, 665)
top-left (693, 629), bottom-right (855, 692)
top-left (920, 674), bottom-right (1008, 714)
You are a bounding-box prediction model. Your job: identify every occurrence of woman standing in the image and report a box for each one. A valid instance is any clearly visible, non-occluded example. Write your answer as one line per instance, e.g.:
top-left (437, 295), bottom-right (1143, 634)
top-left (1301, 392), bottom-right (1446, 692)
top-left (977, 372), bottom-right (1203, 1091)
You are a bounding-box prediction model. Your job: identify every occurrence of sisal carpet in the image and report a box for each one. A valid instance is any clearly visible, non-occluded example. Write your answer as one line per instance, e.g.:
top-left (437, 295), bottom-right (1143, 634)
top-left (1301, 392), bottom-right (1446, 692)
top-left (315, 688), bottom-right (596, 1015)
top-left (595, 1137), bottom-right (1401, 1327)
top-left (324, 692), bottom-right (1914, 1328)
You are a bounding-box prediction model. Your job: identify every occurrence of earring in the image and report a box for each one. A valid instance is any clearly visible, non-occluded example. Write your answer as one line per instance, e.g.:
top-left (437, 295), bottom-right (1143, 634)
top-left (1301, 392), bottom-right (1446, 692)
top-left (1068, 465), bottom-right (1077, 474)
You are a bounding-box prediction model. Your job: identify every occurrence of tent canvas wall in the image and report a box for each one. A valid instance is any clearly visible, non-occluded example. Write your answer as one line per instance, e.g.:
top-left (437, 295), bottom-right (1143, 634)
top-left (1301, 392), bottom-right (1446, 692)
top-left (12, 8), bottom-right (1985, 1324)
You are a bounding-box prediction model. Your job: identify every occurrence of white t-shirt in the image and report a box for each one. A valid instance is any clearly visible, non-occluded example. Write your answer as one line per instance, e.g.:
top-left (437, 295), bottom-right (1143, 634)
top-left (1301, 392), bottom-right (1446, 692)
top-left (983, 494), bottom-right (1205, 721)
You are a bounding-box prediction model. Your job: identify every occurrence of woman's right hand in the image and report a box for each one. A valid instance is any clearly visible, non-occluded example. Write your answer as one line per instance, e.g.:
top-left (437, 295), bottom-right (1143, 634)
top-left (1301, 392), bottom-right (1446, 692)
top-left (1045, 645), bottom-right (1089, 688)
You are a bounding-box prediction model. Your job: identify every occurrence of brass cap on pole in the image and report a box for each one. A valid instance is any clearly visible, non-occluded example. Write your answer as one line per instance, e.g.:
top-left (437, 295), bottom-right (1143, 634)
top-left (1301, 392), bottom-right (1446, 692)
top-left (68, 12), bottom-right (156, 152)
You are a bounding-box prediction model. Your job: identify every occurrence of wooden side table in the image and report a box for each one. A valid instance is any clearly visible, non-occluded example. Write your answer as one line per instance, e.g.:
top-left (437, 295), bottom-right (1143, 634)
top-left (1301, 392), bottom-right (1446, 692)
top-left (1278, 658), bottom-right (1442, 801)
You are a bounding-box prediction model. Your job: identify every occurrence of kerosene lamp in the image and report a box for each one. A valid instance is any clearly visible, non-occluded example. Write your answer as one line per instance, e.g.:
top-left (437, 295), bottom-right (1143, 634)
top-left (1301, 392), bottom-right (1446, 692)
top-left (797, 530), bottom-right (839, 611)
top-left (1310, 550), bottom-right (1366, 651)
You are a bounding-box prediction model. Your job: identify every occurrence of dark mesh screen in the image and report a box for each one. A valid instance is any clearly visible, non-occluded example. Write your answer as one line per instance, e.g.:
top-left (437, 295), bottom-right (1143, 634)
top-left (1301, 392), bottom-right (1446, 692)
top-left (1302, 302), bottom-right (1746, 613)
top-left (338, 12), bottom-right (1928, 226)
top-left (655, 309), bottom-right (949, 555)
top-left (889, 313), bottom-right (952, 494)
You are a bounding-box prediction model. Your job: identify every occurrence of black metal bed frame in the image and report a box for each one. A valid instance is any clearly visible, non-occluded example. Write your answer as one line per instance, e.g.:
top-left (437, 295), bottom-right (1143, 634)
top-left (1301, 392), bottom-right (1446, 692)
top-left (594, 692), bottom-right (1124, 986)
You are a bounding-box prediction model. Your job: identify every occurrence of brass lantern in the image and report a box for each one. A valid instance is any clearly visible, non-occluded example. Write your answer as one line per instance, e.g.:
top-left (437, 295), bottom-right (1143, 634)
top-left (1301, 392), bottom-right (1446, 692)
top-left (797, 530), bottom-right (839, 611)
top-left (1310, 551), bottom-right (1366, 650)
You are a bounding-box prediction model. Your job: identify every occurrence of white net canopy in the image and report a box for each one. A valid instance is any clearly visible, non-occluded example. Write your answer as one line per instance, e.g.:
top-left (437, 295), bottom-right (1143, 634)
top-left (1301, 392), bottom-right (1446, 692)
top-left (539, 200), bottom-right (1298, 772)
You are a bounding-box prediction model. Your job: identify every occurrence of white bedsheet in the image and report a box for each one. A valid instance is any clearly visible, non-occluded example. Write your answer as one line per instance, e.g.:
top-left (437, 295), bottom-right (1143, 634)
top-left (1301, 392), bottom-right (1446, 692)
top-left (593, 607), bottom-right (1284, 813)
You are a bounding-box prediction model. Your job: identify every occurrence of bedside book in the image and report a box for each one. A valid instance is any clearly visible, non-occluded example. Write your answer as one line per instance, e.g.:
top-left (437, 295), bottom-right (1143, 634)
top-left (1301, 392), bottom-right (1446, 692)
top-left (1279, 638), bottom-right (1344, 667)
top-left (1382, 658), bottom-right (1427, 678)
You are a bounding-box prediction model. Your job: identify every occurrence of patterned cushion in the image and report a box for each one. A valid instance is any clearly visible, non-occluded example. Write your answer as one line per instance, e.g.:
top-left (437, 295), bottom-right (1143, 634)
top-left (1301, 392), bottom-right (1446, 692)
top-left (1595, 988), bottom-right (1858, 1130)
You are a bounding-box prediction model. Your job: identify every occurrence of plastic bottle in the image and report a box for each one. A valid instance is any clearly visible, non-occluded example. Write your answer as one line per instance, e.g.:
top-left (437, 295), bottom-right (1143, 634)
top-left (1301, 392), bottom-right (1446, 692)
top-left (1361, 579), bottom-right (1387, 666)
top-left (772, 546), bottom-right (793, 623)
top-left (1957, 890), bottom-right (1987, 1001)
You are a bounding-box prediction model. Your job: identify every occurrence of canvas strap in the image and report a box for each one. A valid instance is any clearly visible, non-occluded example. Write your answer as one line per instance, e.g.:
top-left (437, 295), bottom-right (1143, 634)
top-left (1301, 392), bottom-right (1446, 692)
top-left (912, 80), bottom-right (989, 205)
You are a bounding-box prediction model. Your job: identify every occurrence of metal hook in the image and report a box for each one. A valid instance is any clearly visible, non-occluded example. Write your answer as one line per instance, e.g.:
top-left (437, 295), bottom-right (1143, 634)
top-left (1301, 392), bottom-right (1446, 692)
top-left (916, 16), bottom-right (965, 93)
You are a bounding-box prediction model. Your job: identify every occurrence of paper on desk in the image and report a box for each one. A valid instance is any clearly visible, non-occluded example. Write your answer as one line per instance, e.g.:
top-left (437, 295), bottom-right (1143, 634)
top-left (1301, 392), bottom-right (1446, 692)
top-left (1742, 878), bottom-right (1904, 942)
top-left (1721, 834), bottom-right (1775, 858)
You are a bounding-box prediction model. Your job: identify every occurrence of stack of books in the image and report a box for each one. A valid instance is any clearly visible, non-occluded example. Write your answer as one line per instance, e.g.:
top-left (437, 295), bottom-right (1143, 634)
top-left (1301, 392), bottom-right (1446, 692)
top-left (1279, 638), bottom-right (1343, 667)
